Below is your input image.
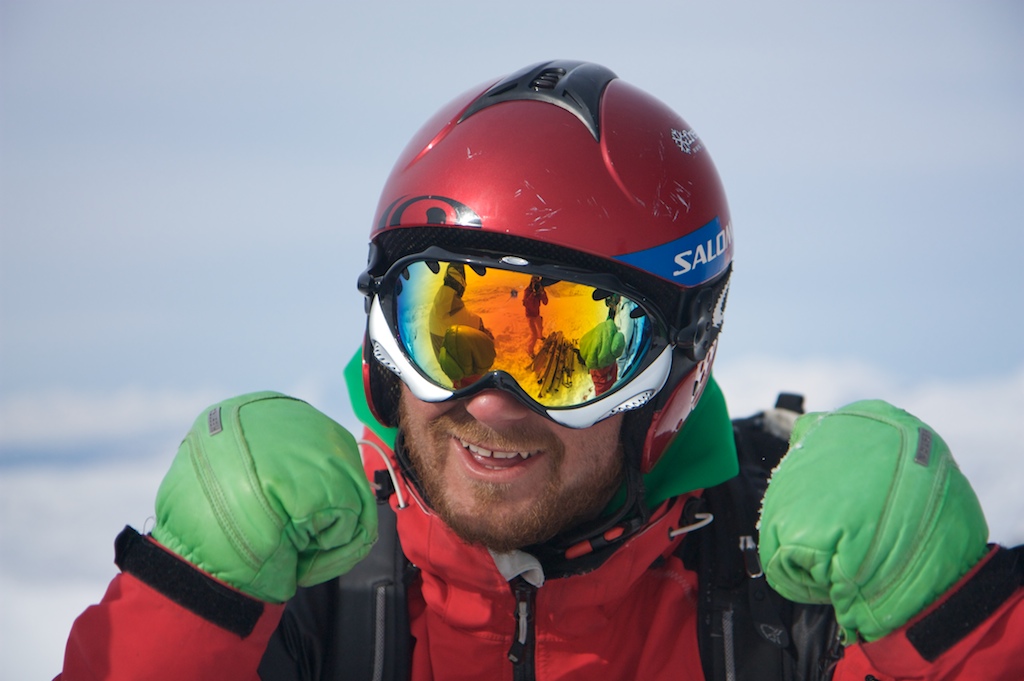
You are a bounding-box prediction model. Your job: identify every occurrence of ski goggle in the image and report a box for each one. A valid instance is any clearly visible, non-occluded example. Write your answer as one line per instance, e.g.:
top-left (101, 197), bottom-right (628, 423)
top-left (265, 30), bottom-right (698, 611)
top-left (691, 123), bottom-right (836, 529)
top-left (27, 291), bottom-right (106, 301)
top-left (365, 248), bottom-right (674, 428)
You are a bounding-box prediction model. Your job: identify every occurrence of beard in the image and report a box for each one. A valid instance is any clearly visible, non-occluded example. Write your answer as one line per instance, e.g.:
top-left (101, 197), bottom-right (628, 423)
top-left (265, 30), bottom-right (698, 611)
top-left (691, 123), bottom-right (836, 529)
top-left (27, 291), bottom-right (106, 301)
top-left (398, 399), bottom-right (624, 553)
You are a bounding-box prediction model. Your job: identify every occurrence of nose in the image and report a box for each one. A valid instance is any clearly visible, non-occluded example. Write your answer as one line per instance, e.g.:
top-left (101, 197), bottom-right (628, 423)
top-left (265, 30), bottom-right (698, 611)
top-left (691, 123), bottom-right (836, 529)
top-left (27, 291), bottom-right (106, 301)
top-left (463, 389), bottom-right (536, 430)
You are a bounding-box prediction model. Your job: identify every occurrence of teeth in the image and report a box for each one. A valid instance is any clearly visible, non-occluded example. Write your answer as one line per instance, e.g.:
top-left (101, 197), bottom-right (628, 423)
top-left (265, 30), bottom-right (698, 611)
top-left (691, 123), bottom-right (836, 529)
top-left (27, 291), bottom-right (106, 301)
top-left (459, 439), bottom-right (535, 460)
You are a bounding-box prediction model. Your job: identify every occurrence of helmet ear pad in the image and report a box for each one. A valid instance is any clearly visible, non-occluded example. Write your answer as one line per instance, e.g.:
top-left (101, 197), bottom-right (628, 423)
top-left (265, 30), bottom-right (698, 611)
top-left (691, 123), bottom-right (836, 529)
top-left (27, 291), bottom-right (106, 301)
top-left (362, 332), bottom-right (403, 428)
top-left (640, 338), bottom-right (719, 474)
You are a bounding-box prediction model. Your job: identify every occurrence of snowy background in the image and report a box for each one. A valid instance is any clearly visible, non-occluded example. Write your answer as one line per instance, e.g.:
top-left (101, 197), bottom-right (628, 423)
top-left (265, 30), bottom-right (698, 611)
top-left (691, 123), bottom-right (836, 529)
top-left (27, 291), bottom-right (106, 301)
top-left (2, 1), bottom-right (1022, 678)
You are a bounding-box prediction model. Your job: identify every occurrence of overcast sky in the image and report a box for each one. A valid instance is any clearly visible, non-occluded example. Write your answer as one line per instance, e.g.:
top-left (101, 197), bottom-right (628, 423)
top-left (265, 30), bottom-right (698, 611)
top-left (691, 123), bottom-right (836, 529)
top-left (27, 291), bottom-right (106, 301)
top-left (1, 2), bottom-right (1022, 677)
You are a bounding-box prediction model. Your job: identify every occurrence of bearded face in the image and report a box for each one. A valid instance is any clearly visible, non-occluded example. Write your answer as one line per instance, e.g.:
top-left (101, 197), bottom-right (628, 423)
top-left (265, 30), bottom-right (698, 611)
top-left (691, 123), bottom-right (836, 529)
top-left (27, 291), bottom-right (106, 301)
top-left (397, 387), bottom-right (625, 552)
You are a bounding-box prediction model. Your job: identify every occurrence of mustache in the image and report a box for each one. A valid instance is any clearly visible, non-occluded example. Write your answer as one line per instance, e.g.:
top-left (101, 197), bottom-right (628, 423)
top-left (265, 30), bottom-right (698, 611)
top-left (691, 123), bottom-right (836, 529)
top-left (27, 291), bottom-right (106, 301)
top-left (426, 405), bottom-right (564, 456)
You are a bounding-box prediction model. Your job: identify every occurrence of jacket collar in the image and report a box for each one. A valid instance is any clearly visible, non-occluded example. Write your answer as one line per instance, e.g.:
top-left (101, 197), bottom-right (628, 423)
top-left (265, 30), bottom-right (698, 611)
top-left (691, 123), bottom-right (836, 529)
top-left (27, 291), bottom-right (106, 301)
top-left (394, 488), bottom-right (694, 610)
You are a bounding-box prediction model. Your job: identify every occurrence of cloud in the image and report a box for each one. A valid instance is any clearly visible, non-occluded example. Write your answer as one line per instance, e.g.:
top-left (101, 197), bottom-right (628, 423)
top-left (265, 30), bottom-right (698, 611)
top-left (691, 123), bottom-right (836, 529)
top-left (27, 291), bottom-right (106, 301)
top-left (715, 355), bottom-right (1024, 420)
top-left (0, 458), bottom-right (166, 679)
top-left (0, 378), bottom-right (355, 454)
top-left (0, 387), bottom-right (221, 448)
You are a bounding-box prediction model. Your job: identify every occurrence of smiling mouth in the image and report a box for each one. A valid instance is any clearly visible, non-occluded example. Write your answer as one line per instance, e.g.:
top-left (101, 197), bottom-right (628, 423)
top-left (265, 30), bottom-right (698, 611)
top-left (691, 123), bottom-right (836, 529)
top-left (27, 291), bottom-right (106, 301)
top-left (458, 438), bottom-right (540, 468)
top-left (460, 438), bottom-right (540, 458)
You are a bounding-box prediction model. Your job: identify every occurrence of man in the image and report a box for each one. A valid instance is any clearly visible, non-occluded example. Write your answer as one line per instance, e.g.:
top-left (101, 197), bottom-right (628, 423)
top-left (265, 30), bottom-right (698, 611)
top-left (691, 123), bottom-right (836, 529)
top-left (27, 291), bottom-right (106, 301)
top-left (59, 60), bottom-right (1023, 680)
top-left (522, 275), bottom-right (548, 356)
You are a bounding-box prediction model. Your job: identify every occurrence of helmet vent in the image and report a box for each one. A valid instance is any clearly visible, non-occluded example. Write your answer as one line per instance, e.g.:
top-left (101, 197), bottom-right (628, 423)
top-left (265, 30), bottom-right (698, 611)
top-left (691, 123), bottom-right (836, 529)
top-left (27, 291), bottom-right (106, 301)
top-left (458, 60), bottom-right (617, 141)
top-left (530, 68), bottom-right (566, 91)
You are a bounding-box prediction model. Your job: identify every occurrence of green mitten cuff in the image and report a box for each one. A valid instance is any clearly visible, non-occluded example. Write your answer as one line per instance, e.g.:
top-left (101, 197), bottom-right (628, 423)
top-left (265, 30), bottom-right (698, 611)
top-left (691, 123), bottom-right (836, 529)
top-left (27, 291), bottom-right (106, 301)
top-left (152, 391), bottom-right (378, 603)
top-left (758, 400), bottom-right (988, 643)
top-left (579, 319), bottom-right (625, 369)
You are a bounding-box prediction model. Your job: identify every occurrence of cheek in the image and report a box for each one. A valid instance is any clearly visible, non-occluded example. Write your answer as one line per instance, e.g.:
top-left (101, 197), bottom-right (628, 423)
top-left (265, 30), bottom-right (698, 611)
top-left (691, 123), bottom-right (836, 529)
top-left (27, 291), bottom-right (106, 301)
top-left (399, 387), bottom-right (452, 428)
top-left (562, 416), bottom-right (623, 478)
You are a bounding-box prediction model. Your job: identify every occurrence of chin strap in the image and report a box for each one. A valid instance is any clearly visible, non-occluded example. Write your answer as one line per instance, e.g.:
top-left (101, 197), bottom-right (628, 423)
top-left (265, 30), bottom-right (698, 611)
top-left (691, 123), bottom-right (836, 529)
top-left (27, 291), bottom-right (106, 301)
top-left (541, 462), bottom-right (652, 567)
top-left (391, 429), bottom-right (429, 508)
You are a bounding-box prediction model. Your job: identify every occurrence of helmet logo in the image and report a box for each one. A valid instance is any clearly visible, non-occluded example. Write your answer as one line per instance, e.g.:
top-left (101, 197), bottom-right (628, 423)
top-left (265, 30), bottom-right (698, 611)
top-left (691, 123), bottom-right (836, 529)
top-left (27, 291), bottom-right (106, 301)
top-left (671, 128), bottom-right (704, 155)
top-left (613, 217), bottom-right (733, 287)
top-left (376, 195), bottom-right (483, 232)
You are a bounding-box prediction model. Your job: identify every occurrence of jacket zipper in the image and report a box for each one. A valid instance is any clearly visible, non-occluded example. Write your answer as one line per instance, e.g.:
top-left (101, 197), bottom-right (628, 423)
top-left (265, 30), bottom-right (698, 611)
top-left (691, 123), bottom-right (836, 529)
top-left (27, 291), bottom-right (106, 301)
top-left (507, 578), bottom-right (537, 681)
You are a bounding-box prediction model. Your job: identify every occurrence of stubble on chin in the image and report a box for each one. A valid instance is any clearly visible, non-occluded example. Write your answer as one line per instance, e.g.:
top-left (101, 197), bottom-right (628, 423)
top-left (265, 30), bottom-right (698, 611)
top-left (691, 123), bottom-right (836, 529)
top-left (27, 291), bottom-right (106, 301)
top-left (398, 399), bottom-right (623, 553)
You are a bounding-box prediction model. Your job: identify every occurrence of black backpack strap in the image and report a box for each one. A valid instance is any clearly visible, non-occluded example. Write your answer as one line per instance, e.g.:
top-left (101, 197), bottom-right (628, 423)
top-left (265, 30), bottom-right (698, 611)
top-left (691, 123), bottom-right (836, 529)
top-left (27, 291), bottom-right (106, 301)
top-left (682, 394), bottom-right (842, 681)
top-left (334, 501), bottom-right (414, 681)
top-left (259, 501), bottom-right (415, 681)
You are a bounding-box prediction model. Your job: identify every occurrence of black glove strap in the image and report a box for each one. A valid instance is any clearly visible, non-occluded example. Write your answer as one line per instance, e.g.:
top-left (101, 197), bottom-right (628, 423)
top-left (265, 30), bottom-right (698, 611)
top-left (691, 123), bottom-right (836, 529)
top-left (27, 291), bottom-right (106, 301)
top-left (906, 545), bottom-right (1023, 662)
top-left (114, 525), bottom-right (264, 638)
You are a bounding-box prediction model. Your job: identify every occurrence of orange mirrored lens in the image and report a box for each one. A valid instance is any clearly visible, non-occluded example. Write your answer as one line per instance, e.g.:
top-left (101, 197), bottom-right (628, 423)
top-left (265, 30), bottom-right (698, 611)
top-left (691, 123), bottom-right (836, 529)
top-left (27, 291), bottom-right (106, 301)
top-left (394, 261), bottom-right (652, 408)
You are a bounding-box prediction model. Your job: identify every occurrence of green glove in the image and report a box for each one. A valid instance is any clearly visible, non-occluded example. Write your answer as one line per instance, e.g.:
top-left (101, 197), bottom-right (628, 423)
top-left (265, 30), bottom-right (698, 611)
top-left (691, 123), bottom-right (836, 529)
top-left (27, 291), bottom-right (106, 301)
top-left (438, 324), bottom-right (496, 382)
top-left (579, 318), bottom-right (625, 370)
top-left (758, 399), bottom-right (988, 643)
top-left (152, 391), bottom-right (378, 603)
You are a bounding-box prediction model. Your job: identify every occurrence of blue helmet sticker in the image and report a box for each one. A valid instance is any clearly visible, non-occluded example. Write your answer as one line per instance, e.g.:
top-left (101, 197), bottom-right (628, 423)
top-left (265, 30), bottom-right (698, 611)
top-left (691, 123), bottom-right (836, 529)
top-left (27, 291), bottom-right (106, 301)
top-left (613, 217), bottom-right (733, 287)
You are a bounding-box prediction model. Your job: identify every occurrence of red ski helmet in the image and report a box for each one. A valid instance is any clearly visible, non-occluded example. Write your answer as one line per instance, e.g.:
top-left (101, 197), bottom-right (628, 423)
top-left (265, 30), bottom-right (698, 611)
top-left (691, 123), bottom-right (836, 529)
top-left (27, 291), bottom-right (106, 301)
top-left (358, 60), bottom-right (732, 474)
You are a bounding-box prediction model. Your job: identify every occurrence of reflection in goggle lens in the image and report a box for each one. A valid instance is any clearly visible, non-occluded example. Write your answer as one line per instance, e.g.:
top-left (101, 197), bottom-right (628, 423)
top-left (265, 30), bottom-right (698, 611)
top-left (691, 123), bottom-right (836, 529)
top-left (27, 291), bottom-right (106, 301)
top-left (392, 260), bottom-right (652, 408)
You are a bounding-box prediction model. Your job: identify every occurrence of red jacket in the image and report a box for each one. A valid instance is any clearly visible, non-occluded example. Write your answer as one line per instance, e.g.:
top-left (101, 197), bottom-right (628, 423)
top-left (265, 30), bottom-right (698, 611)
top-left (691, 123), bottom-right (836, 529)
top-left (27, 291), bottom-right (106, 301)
top-left (522, 283), bottom-right (547, 318)
top-left (396, 489), bottom-right (704, 680)
top-left (58, 431), bottom-right (1024, 680)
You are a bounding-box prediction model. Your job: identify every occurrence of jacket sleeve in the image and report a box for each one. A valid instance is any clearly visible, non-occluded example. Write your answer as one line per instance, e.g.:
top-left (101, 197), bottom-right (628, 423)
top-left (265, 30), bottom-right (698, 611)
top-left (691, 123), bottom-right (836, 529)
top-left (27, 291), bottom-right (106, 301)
top-left (831, 545), bottom-right (1024, 681)
top-left (56, 527), bottom-right (285, 681)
